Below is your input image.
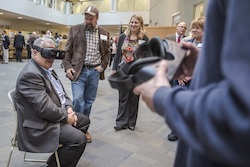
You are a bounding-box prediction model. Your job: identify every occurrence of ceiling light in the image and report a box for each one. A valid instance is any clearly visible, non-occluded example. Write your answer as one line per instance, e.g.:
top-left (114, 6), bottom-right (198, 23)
top-left (18, 17), bottom-right (22, 19)
top-left (46, 23), bottom-right (50, 25)
top-left (0, 13), bottom-right (3, 15)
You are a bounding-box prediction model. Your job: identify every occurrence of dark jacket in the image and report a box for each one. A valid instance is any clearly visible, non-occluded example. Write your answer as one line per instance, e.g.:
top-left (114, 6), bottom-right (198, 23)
top-left (14, 34), bottom-right (25, 49)
top-left (2, 35), bottom-right (10, 49)
top-left (28, 36), bottom-right (37, 49)
top-left (15, 59), bottom-right (72, 153)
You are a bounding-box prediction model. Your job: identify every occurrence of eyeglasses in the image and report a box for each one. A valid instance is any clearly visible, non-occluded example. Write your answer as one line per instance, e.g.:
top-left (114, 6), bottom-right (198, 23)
top-left (178, 26), bottom-right (187, 29)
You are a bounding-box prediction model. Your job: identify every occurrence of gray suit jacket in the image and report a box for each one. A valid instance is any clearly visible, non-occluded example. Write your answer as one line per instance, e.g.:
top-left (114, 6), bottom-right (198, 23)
top-left (63, 24), bottom-right (110, 81)
top-left (165, 34), bottom-right (176, 42)
top-left (15, 59), bottom-right (72, 153)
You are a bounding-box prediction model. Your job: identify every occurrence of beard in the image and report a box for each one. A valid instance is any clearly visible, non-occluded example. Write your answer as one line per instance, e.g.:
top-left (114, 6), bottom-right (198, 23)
top-left (85, 23), bottom-right (95, 31)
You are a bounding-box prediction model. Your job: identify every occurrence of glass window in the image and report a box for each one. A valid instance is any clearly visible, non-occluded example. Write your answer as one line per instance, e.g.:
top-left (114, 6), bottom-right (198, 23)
top-left (172, 11), bottom-right (180, 26)
top-left (117, 0), bottom-right (147, 11)
top-left (72, 0), bottom-right (110, 14)
top-left (194, 2), bottom-right (204, 20)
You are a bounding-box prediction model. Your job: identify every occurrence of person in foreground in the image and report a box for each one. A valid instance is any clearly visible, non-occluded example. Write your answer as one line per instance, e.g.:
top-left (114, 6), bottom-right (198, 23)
top-left (15, 37), bottom-right (90, 167)
top-left (134, 0), bottom-right (250, 166)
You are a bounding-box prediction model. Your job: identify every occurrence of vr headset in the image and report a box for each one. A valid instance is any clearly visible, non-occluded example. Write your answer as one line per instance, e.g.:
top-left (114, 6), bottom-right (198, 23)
top-left (33, 46), bottom-right (65, 59)
top-left (108, 37), bottom-right (187, 90)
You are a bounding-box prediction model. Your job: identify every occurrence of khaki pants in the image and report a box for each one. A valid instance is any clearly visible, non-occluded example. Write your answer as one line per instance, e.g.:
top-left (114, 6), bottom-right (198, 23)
top-left (2, 46), bottom-right (9, 63)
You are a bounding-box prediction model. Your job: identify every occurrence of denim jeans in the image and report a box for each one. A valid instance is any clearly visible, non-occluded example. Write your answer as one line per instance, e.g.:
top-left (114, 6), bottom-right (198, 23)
top-left (71, 67), bottom-right (100, 116)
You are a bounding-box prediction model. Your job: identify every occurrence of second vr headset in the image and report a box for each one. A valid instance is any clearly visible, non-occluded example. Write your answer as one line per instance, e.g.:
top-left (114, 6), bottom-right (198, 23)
top-left (33, 46), bottom-right (65, 59)
top-left (108, 37), bottom-right (187, 91)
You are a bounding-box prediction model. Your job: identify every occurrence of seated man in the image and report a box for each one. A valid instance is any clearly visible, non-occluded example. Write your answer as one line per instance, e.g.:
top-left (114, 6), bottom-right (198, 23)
top-left (15, 37), bottom-right (90, 167)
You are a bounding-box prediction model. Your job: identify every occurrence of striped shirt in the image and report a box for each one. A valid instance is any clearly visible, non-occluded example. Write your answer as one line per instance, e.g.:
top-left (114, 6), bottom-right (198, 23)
top-left (43, 67), bottom-right (66, 105)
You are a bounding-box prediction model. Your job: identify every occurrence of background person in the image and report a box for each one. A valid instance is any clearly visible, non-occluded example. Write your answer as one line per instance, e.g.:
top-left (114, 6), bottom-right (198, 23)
top-left (165, 22), bottom-right (187, 43)
top-left (1, 30), bottom-right (10, 64)
top-left (109, 37), bottom-right (117, 67)
top-left (112, 14), bottom-right (149, 131)
top-left (134, 0), bottom-right (250, 166)
top-left (63, 6), bottom-right (110, 142)
top-left (15, 37), bottom-right (90, 167)
top-left (14, 31), bottom-right (25, 62)
top-left (179, 16), bottom-right (206, 86)
top-left (164, 21), bottom-right (187, 141)
top-left (58, 34), bottom-right (68, 68)
top-left (58, 34), bottom-right (67, 51)
top-left (28, 31), bottom-right (37, 49)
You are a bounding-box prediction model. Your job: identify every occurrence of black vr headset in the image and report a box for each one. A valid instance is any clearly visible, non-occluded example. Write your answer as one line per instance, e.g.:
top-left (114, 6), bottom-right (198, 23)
top-left (33, 46), bottom-right (65, 59)
top-left (108, 37), bottom-right (187, 90)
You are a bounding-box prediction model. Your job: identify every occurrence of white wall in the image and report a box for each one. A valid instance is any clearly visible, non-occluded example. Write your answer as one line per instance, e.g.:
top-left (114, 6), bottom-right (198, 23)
top-left (149, 0), bottom-right (179, 26)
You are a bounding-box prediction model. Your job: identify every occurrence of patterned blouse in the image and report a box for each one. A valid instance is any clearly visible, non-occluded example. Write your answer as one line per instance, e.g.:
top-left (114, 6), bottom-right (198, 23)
top-left (121, 37), bottom-right (139, 63)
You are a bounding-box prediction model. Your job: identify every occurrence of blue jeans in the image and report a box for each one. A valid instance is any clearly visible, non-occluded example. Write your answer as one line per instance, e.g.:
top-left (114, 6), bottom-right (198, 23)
top-left (71, 67), bottom-right (100, 116)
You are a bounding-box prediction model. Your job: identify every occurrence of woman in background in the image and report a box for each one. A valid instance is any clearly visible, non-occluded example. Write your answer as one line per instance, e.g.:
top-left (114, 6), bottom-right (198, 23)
top-left (112, 14), bottom-right (149, 131)
top-left (180, 17), bottom-right (206, 86)
top-left (58, 34), bottom-right (68, 50)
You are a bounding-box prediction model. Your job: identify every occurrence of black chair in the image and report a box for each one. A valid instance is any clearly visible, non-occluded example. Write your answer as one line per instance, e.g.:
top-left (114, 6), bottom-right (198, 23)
top-left (6, 89), bottom-right (61, 167)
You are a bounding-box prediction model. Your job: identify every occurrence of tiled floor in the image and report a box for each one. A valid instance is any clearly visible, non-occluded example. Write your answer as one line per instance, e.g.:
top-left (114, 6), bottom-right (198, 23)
top-left (0, 59), bottom-right (177, 167)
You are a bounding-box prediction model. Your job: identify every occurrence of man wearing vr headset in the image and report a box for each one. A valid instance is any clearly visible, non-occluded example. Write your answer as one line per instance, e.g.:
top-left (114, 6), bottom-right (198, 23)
top-left (15, 37), bottom-right (90, 167)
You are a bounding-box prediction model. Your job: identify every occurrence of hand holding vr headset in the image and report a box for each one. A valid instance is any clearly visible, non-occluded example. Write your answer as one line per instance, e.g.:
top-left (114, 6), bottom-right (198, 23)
top-left (108, 37), bottom-right (199, 91)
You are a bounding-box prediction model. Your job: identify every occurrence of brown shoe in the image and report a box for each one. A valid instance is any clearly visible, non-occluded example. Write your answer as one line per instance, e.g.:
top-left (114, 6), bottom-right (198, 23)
top-left (86, 131), bottom-right (92, 143)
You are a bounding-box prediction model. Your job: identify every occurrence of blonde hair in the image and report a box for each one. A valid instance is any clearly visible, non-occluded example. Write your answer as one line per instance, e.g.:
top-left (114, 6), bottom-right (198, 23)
top-left (190, 17), bottom-right (206, 30)
top-left (123, 14), bottom-right (146, 39)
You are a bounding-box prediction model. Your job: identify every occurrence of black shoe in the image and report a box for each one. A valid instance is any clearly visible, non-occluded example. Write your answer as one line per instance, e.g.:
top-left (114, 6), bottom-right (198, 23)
top-left (168, 132), bottom-right (178, 141)
top-left (128, 126), bottom-right (135, 131)
top-left (114, 126), bottom-right (127, 131)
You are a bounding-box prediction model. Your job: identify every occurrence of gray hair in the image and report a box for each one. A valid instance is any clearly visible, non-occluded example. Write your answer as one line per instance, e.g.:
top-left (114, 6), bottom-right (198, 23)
top-left (32, 38), bottom-right (55, 59)
top-left (33, 37), bottom-right (55, 48)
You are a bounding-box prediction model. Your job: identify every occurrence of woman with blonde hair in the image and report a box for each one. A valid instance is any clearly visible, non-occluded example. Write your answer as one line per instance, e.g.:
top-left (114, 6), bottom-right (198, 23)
top-left (182, 17), bottom-right (206, 48)
top-left (179, 17), bottom-right (206, 86)
top-left (112, 14), bottom-right (149, 131)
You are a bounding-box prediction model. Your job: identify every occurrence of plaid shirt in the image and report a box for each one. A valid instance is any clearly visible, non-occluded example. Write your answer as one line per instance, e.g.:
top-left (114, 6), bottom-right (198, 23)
top-left (85, 27), bottom-right (101, 66)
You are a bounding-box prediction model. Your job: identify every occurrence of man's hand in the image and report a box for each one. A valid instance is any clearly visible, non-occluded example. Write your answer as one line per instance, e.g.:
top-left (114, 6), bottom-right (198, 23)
top-left (178, 76), bottom-right (192, 86)
top-left (66, 68), bottom-right (75, 80)
top-left (67, 112), bottom-right (76, 125)
top-left (95, 65), bottom-right (104, 72)
top-left (110, 70), bottom-right (116, 75)
top-left (66, 107), bottom-right (77, 126)
top-left (174, 42), bottom-right (200, 79)
top-left (133, 60), bottom-right (171, 112)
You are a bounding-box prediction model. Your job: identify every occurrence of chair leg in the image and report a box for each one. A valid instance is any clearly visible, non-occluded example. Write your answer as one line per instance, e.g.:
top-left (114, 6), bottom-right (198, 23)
top-left (6, 146), bottom-right (14, 167)
top-left (55, 150), bottom-right (61, 167)
top-left (24, 152), bottom-right (47, 163)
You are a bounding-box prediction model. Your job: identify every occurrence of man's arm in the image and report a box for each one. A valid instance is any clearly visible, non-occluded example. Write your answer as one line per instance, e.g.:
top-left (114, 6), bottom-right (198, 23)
top-left (63, 27), bottom-right (74, 72)
top-left (136, 0), bottom-right (250, 165)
